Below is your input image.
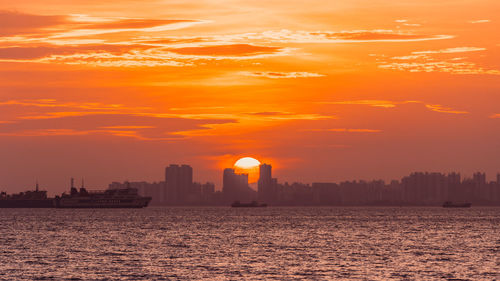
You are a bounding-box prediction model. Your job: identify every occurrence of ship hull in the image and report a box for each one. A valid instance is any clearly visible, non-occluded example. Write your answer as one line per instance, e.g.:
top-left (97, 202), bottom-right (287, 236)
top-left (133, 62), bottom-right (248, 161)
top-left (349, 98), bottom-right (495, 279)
top-left (0, 199), bottom-right (54, 208)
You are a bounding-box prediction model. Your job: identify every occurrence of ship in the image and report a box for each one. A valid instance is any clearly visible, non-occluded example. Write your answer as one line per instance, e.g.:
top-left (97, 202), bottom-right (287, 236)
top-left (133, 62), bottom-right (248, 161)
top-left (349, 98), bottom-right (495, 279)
top-left (54, 178), bottom-right (151, 208)
top-left (0, 182), bottom-right (55, 208)
top-left (231, 201), bottom-right (267, 208)
top-left (442, 201), bottom-right (472, 208)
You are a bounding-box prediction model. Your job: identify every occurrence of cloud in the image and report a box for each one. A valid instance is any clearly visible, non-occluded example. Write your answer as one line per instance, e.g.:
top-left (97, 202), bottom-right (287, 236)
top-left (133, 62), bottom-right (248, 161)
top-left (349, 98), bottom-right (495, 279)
top-left (490, 114), bottom-right (500, 118)
top-left (0, 99), bottom-right (333, 140)
top-left (379, 61), bottom-right (500, 75)
top-left (169, 44), bottom-right (280, 56)
top-left (241, 71), bottom-right (325, 79)
top-left (378, 47), bottom-right (499, 75)
top-left (0, 44), bottom-right (290, 67)
top-left (0, 11), bottom-right (454, 68)
top-left (305, 128), bottom-right (382, 133)
top-left (425, 104), bottom-right (469, 114)
top-left (469, 20), bottom-right (490, 24)
top-left (0, 110), bottom-right (237, 140)
top-left (320, 100), bottom-right (400, 108)
top-left (0, 99), bottom-right (150, 111)
top-left (99, 125), bottom-right (156, 129)
top-left (320, 100), bottom-right (469, 114)
top-left (50, 20), bottom-right (207, 39)
top-left (0, 45), bottom-right (151, 60)
top-left (0, 10), bottom-right (66, 36)
top-left (247, 113), bottom-right (331, 120)
top-left (237, 29), bottom-right (452, 43)
top-left (0, 11), bottom-right (206, 38)
top-left (412, 47), bottom-right (486, 54)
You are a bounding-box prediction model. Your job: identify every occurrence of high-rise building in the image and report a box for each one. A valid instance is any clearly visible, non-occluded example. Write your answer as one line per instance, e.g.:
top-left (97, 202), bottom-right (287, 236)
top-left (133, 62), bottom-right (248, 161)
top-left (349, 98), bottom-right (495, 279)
top-left (258, 163), bottom-right (276, 202)
top-left (165, 164), bottom-right (193, 204)
top-left (222, 168), bottom-right (254, 202)
top-left (473, 172), bottom-right (487, 200)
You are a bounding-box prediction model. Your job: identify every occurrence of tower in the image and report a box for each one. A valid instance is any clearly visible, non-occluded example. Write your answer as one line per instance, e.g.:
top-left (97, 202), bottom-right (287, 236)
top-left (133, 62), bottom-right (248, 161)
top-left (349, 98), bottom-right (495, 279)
top-left (258, 163), bottom-right (274, 202)
top-left (165, 164), bottom-right (193, 204)
top-left (223, 168), bottom-right (252, 202)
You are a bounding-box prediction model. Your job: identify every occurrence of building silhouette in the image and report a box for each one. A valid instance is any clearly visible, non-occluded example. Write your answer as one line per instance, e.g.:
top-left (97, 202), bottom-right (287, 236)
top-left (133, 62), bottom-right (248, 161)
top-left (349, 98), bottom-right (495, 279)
top-left (106, 165), bottom-right (500, 206)
top-left (257, 163), bottom-right (278, 203)
top-left (223, 168), bottom-right (255, 203)
top-left (165, 164), bottom-right (192, 205)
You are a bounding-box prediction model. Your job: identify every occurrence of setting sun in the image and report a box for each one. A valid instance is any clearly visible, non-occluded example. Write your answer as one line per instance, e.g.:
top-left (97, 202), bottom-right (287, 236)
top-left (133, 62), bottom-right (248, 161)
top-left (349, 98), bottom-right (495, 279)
top-left (234, 157), bottom-right (261, 183)
top-left (234, 157), bottom-right (261, 169)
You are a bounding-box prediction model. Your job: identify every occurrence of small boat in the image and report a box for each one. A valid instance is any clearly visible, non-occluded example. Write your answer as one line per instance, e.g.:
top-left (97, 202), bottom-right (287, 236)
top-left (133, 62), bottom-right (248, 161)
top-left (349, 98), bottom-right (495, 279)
top-left (442, 201), bottom-right (471, 208)
top-left (231, 201), bottom-right (267, 208)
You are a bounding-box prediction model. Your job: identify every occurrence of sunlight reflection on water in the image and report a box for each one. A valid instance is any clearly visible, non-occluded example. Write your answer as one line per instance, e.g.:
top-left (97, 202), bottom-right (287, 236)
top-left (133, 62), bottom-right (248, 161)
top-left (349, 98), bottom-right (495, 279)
top-left (0, 207), bottom-right (499, 280)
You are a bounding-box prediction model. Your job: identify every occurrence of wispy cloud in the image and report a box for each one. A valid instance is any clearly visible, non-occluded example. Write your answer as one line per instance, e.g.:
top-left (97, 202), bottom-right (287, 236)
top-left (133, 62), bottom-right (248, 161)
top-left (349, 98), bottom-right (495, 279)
top-left (0, 10), bottom-right (455, 68)
top-left (305, 128), bottom-right (382, 133)
top-left (240, 71), bottom-right (325, 79)
top-left (378, 46), bottom-right (499, 75)
top-left (320, 100), bottom-right (469, 114)
top-left (0, 44), bottom-right (291, 67)
top-left (229, 29), bottom-right (452, 43)
top-left (320, 100), bottom-right (401, 108)
top-left (379, 61), bottom-right (500, 75)
top-left (412, 47), bottom-right (486, 54)
top-left (0, 99), bottom-right (333, 140)
top-left (469, 19), bottom-right (490, 24)
top-left (425, 104), bottom-right (469, 114)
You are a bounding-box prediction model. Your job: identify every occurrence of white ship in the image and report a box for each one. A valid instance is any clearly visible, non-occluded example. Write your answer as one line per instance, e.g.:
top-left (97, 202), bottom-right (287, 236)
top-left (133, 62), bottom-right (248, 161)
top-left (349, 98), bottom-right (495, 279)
top-left (55, 179), bottom-right (151, 208)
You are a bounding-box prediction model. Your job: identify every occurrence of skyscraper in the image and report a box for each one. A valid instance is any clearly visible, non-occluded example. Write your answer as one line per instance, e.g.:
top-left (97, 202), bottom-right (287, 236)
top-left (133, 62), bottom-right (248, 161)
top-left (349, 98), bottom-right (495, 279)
top-left (165, 164), bottom-right (193, 204)
top-left (223, 168), bottom-right (254, 202)
top-left (258, 163), bottom-right (277, 203)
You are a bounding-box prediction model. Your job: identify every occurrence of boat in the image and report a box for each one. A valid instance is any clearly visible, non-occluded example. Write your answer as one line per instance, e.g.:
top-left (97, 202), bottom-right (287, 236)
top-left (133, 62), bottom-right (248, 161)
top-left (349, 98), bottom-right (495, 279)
top-left (231, 201), bottom-right (267, 207)
top-left (54, 179), bottom-right (151, 208)
top-left (442, 201), bottom-right (471, 208)
top-left (0, 183), bottom-right (55, 208)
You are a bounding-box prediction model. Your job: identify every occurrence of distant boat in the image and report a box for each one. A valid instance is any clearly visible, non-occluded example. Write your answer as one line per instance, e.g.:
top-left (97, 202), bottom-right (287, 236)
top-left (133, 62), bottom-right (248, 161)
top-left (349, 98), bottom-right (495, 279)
top-left (442, 201), bottom-right (471, 208)
top-left (231, 201), bottom-right (267, 208)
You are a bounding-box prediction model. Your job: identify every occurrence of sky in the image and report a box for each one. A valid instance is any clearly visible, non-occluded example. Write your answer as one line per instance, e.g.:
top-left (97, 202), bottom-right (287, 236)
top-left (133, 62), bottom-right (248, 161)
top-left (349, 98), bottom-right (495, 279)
top-left (0, 0), bottom-right (499, 194)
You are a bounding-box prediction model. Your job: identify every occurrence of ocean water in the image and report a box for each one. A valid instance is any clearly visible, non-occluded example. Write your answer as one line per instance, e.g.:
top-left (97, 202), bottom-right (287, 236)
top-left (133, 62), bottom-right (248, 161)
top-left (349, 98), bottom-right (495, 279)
top-left (0, 207), bottom-right (499, 280)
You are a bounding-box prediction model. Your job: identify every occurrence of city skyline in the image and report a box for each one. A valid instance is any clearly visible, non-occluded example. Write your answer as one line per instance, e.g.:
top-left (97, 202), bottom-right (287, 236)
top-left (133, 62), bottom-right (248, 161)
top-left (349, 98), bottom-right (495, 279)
top-left (6, 161), bottom-right (491, 206)
top-left (3, 159), bottom-right (500, 196)
top-left (110, 163), bottom-right (500, 206)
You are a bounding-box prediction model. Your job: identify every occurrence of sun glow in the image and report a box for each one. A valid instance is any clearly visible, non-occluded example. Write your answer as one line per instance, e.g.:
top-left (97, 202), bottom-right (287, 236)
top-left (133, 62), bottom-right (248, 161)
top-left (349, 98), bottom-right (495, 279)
top-left (234, 157), bottom-right (260, 183)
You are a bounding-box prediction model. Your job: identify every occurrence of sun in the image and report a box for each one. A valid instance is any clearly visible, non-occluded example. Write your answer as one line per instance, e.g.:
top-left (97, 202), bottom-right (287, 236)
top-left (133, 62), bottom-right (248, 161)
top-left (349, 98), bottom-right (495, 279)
top-left (234, 157), bottom-right (260, 183)
top-left (234, 157), bottom-right (261, 169)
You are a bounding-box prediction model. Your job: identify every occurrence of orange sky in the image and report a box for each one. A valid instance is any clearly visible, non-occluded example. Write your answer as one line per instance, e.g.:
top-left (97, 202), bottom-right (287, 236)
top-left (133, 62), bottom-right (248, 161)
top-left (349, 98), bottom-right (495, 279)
top-left (0, 0), bottom-right (499, 194)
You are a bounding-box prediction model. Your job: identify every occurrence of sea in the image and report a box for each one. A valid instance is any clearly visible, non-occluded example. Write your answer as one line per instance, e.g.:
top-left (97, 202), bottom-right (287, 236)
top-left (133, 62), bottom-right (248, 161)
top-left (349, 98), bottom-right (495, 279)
top-left (0, 207), bottom-right (499, 280)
